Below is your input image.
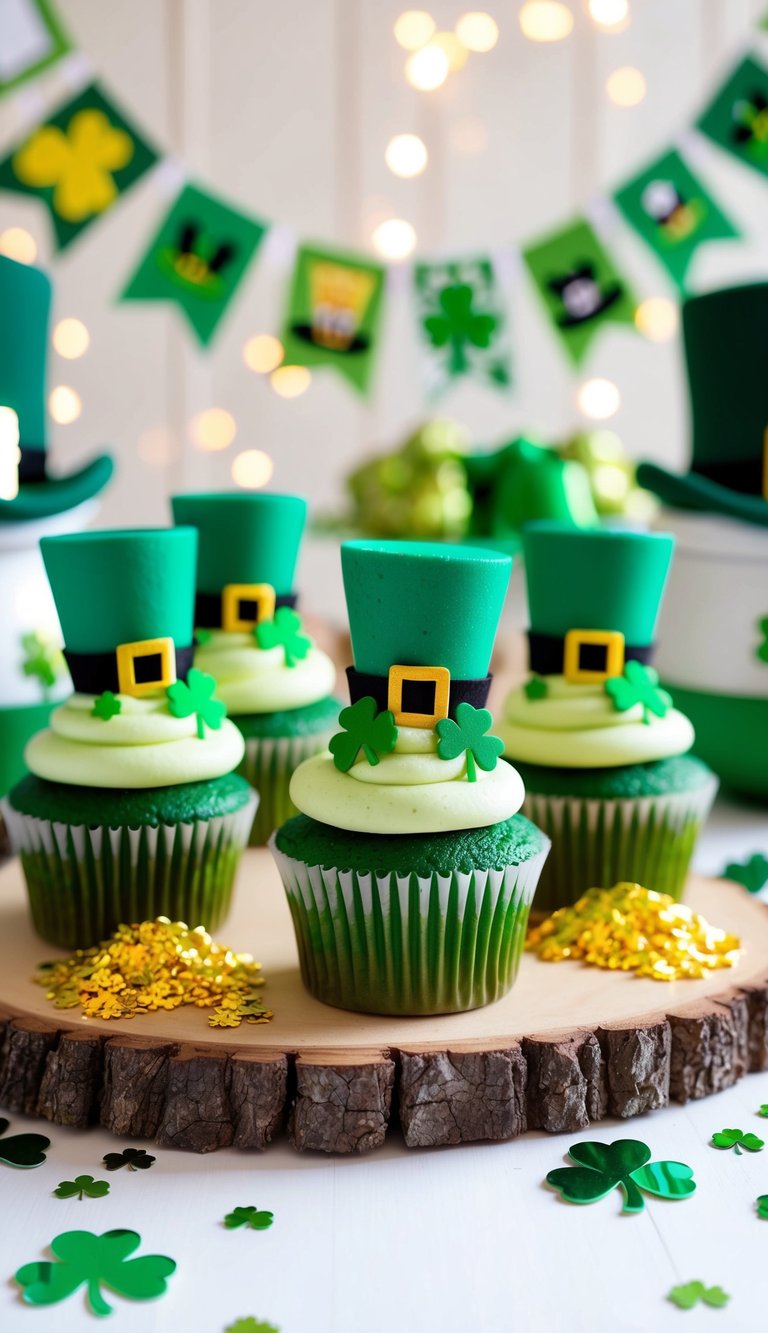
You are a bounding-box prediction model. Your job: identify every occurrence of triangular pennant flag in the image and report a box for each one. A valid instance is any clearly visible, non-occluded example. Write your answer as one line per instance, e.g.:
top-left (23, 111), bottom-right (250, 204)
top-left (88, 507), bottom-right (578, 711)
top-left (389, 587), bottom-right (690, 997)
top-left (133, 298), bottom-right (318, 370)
top-left (698, 54), bottom-right (768, 179)
top-left (523, 217), bottom-right (637, 366)
top-left (280, 243), bottom-right (386, 395)
top-left (0, 0), bottom-right (71, 96)
top-left (614, 148), bottom-right (740, 291)
top-left (0, 82), bottom-right (158, 250)
top-left (413, 256), bottom-right (512, 396)
top-left (121, 182), bottom-right (267, 347)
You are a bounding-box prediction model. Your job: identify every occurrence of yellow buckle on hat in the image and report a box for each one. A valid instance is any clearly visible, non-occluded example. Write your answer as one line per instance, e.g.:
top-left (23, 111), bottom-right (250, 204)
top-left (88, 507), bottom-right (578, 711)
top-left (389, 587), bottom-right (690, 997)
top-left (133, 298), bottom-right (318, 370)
top-left (116, 636), bottom-right (176, 698)
top-left (222, 583), bottom-right (276, 632)
top-left (564, 629), bottom-right (625, 684)
top-left (387, 664), bottom-right (451, 729)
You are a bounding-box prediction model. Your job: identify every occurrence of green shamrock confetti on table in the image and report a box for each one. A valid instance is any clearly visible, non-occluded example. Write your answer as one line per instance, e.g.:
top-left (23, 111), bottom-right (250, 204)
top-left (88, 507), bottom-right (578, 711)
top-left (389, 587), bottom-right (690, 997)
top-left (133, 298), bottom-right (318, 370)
top-left (329, 696), bottom-right (398, 771)
top-left (224, 1205), bottom-right (274, 1231)
top-left (759, 1105), bottom-right (768, 1118)
top-left (723, 853), bottom-right (768, 894)
top-left (604, 660), bottom-right (672, 724)
top-left (15, 1229), bottom-right (176, 1316)
top-left (524, 675), bottom-right (548, 701)
top-left (167, 667), bottom-right (226, 739)
top-left (422, 282), bottom-right (499, 376)
top-left (91, 691), bottom-right (122, 721)
top-left (103, 1147), bottom-right (156, 1172)
top-left (255, 607), bottom-right (311, 668)
top-left (667, 1281), bottom-right (730, 1311)
top-left (55, 1176), bottom-right (110, 1201)
top-left (21, 630), bottom-right (64, 693)
top-left (711, 1127), bottom-right (764, 1154)
top-left (225, 1319), bottom-right (280, 1333)
top-left (546, 1139), bottom-right (696, 1213)
top-left (0, 1116), bottom-right (50, 1168)
top-left (435, 701), bottom-right (504, 782)
top-left (756, 1195), bottom-right (768, 1218)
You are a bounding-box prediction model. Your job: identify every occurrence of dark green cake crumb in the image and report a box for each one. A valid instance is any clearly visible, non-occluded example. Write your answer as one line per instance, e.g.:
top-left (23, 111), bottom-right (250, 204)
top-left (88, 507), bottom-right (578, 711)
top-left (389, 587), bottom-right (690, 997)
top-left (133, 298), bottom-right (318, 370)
top-left (8, 771), bottom-right (254, 829)
top-left (512, 753), bottom-right (714, 800)
top-left (274, 812), bottom-right (548, 876)
top-left (233, 694), bottom-right (340, 739)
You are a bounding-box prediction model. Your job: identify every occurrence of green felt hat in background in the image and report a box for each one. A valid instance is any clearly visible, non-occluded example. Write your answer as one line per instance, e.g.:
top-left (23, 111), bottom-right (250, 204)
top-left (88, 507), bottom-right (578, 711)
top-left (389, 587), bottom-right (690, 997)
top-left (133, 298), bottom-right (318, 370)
top-left (171, 492), bottom-right (307, 595)
top-left (638, 283), bottom-right (768, 527)
top-left (342, 539), bottom-right (512, 679)
top-left (41, 528), bottom-right (197, 694)
top-left (0, 255), bottom-right (113, 522)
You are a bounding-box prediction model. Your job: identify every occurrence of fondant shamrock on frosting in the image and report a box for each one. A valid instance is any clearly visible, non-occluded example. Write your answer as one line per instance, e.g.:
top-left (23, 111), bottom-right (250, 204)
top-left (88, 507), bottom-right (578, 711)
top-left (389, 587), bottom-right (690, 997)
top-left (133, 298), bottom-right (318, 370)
top-left (167, 667), bottom-right (226, 739)
top-left (329, 697), bottom-right (398, 771)
top-left (604, 660), bottom-right (672, 724)
top-left (255, 607), bottom-right (311, 668)
top-left (436, 702), bottom-right (504, 782)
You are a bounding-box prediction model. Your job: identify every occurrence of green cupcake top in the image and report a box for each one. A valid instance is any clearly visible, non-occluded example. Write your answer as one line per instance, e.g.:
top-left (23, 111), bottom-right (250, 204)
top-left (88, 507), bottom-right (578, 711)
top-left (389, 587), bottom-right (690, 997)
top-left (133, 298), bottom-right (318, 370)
top-left (514, 753), bottom-right (714, 799)
top-left (9, 771), bottom-right (253, 829)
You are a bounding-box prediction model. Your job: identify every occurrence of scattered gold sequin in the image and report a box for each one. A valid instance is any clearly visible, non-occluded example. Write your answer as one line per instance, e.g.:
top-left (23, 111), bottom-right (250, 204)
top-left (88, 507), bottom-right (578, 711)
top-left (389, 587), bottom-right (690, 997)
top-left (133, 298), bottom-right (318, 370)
top-left (34, 918), bottom-right (273, 1028)
top-left (526, 882), bottom-right (741, 981)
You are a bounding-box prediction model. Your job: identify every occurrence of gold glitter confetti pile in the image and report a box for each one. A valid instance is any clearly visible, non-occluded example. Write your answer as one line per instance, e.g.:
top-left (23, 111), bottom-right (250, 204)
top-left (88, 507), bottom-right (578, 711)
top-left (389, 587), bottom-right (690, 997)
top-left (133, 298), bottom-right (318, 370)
top-left (34, 917), bottom-right (273, 1029)
top-left (526, 882), bottom-right (741, 981)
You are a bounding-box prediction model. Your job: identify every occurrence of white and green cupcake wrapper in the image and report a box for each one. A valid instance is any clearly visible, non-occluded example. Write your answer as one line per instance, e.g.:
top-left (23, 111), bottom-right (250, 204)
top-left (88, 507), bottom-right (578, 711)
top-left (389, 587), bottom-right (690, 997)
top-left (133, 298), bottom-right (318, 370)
top-left (269, 837), bottom-right (550, 1015)
top-left (523, 776), bottom-right (718, 915)
top-left (238, 731), bottom-right (336, 846)
top-left (3, 794), bottom-right (257, 950)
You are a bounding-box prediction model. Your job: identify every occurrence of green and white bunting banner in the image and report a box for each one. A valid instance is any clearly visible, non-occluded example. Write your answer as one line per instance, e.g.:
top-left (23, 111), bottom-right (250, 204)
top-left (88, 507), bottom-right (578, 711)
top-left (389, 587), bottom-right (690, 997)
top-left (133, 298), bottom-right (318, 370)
top-left (0, 81), bottom-right (158, 250)
top-left (0, 0), bottom-right (71, 96)
top-left (698, 54), bottom-right (768, 179)
top-left (281, 244), bottom-right (386, 395)
top-left (614, 148), bottom-right (740, 292)
top-left (413, 257), bottom-right (512, 395)
top-left (121, 182), bottom-right (268, 346)
top-left (523, 217), bottom-right (637, 367)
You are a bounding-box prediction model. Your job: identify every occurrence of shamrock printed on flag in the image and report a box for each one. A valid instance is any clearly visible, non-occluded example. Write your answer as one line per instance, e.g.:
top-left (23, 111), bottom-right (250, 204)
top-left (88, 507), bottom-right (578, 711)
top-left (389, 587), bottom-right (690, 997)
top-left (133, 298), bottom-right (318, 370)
top-left (0, 82), bottom-right (158, 249)
top-left (523, 217), bottom-right (636, 367)
top-left (281, 244), bottom-right (386, 395)
top-left (698, 55), bottom-right (768, 179)
top-left (614, 148), bottom-right (739, 291)
top-left (413, 256), bottom-right (512, 395)
top-left (121, 182), bottom-right (267, 347)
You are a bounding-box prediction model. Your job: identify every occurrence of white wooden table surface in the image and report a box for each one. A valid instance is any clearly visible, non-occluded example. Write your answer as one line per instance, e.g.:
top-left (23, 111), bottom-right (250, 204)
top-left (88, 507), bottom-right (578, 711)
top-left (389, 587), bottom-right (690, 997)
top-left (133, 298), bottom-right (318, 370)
top-left (1, 793), bottom-right (766, 1333)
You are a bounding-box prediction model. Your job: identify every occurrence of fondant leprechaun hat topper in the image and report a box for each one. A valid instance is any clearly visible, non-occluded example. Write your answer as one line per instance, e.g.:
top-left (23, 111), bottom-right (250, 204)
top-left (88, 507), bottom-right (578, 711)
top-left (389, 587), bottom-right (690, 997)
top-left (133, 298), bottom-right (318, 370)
top-left (171, 491), bottom-right (307, 631)
top-left (40, 528), bottom-right (197, 696)
top-left (637, 283), bottom-right (768, 528)
top-left (523, 522), bottom-right (674, 681)
top-left (341, 539), bottom-right (512, 723)
top-left (0, 256), bottom-right (113, 522)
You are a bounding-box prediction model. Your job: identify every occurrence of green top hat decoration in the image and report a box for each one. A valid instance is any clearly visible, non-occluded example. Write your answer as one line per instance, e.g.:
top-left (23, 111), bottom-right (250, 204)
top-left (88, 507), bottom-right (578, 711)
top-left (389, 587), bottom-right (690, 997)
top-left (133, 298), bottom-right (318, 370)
top-left (340, 539), bottom-right (511, 727)
top-left (638, 283), bottom-right (768, 528)
top-left (41, 527), bottom-right (197, 697)
top-left (523, 521), bottom-right (674, 682)
top-left (0, 255), bottom-right (113, 522)
top-left (171, 491), bottom-right (307, 631)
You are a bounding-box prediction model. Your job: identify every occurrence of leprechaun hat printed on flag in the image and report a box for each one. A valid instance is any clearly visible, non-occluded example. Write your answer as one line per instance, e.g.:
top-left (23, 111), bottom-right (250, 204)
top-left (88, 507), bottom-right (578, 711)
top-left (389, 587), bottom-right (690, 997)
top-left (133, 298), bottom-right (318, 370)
top-left (637, 284), bottom-right (768, 528)
top-left (0, 256), bottom-right (113, 522)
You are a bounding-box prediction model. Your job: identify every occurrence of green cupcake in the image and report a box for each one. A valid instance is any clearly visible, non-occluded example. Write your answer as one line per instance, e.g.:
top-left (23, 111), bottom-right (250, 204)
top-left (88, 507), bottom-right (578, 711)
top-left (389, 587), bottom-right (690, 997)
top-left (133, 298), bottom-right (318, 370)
top-left (4, 528), bottom-right (256, 949)
top-left (172, 492), bottom-right (340, 845)
top-left (270, 539), bottom-right (550, 1016)
top-left (498, 523), bottom-right (718, 913)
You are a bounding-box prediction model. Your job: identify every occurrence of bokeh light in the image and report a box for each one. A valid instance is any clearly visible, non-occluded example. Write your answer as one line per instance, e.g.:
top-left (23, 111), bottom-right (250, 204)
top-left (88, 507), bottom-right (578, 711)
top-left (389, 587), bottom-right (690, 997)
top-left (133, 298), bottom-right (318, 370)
top-left (405, 44), bottom-right (450, 90)
top-left (372, 217), bottom-right (417, 260)
top-left (394, 10), bottom-right (435, 50)
top-left (634, 297), bottom-right (679, 342)
top-left (588, 0), bottom-right (630, 30)
top-left (519, 2), bottom-right (574, 42)
top-left (190, 407), bottom-right (237, 451)
top-left (606, 66), bottom-right (646, 106)
top-left (0, 227), bottom-right (37, 264)
top-left (576, 378), bottom-right (621, 420)
top-left (53, 318), bottom-right (90, 359)
top-left (455, 12), bottom-right (499, 52)
top-left (243, 334), bottom-right (285, 374)
top-left (231, 449), bottom-right (275, 489)
top-left (270, 365), bottom-right (312, 398)
top-left (385, 133), bottom-right (428, 178)
top-left (49, 386), bottom-right (82, 425)
top-left (432, 31), bottom-right (469, 70)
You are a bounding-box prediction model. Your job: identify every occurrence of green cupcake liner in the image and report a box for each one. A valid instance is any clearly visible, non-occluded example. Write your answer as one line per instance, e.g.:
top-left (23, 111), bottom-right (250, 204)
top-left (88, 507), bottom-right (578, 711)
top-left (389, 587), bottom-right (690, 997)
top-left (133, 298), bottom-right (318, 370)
top-left (269, 836), bottom-right (550, 1015)
top-left (237, 731), bottom-right (336, 846)
top-left (3, 795), bottom-right (257, 950)
top-left (523, 776), bottom-right (718, 915)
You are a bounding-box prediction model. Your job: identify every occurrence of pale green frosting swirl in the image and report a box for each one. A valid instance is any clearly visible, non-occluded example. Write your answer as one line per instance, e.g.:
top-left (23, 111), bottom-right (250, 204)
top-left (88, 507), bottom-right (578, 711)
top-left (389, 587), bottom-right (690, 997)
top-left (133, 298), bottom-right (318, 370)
top-left (290, 725), bottom-right (524, 834)
top-left (25, 692), bottom-right (245, 789)
top-left (499, 675), bottom-right (694, 768)
top-left (194, 632), bottom-right (337, 714)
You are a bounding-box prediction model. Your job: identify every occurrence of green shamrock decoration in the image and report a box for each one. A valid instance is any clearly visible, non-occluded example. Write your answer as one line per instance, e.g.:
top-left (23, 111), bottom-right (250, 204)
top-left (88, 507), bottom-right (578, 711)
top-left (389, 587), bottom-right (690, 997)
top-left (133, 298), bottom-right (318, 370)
top-left (435, 701), bottom-right (504, 782)
top-left (15, 1229), bottom-right (176, 1317)
top-left (167, 667), bottom-right (226, 739)
top-left (195, 627), bottom-right (214, 646)
top-left (759, 1105), bottom-right (768, 1118)
top-left (21, 630), bottom-right (64, 694)
top-left (604, 660), bottom-right (672, 724)
top-left (546, 1139), bottom-right (696, 1213)
top-left (329, 696), bottom-right (398, 772)
top-left (723, 853), bottom-right (768, 895)
top-left (103, 1147), bottom-right (156, 1172)
top-left (711, 1127), bottom-right (764, 1154)
top-left (224, 1205), bottom-right (274, 1231)
top-left (91, 691), bottom-right (122, 721)
top-left (423, 282), bottom-right (499, 376)
top-left (226, 1320), bottom-right (280, 1333)
top-left (0, 1117), bottom-right (50, 1168)
top-left (54, 1176), bottom-right (110, 1201)
top-left (524, 675), bottom-right (549, 701)
top-left (667, 1281), bottom-right (730, 1311)
top-left (255, 607), bottom-right (311, 668)
top-left (756, 1194), bottom-right (768, 1218)
top-left (757, 615), bottom-right (768, 664)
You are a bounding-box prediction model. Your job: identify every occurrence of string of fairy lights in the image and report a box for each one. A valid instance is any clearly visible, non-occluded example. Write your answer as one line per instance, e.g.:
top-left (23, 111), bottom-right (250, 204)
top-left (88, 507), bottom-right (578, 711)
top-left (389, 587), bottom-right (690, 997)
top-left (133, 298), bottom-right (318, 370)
top-left (0, 0), bottom-right (664, 491)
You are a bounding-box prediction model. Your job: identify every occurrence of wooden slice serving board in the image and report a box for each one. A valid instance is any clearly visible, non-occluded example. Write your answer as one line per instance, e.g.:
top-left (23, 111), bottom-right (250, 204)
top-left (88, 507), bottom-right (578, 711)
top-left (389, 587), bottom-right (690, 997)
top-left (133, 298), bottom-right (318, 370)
top-left (1, 850), bottom-right (767, 1155)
